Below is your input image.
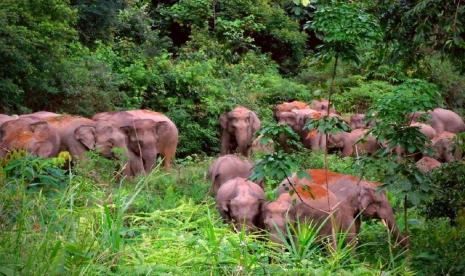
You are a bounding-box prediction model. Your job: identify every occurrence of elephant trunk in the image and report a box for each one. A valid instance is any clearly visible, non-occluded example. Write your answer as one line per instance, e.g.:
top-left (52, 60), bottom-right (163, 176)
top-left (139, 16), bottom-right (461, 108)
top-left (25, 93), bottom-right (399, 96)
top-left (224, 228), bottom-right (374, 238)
top-left (236, 130), bottom-right (251, 156)
top-left (383, 208), bottom-right (409, 247)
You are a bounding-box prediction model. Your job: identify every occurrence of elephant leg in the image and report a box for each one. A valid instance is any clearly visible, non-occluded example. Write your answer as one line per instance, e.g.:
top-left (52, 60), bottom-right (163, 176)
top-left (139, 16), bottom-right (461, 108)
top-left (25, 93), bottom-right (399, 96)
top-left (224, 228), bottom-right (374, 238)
top-left (126, 150), bottom-right (144, 176)
top-left (143, 151), bottom-right (157, 173)
top-left (161, 146), bottom-right (176, 169)
top-left (220, 131), bottom-right (231, 155)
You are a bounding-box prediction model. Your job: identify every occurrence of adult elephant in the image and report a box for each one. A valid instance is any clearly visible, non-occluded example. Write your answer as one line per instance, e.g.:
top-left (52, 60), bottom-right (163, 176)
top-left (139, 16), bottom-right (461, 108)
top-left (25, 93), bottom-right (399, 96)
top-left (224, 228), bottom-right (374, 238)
top-left (46, 115), bottom-right (96, 158)
top-left (262, 185), bottom-right (355, 245)
top-left (413, 108), bottom-right (465, 133)
top-left (278, 169), bottom-right (408, 247)
top-left (0, 117), bottom-right (60, 158)
top-left (76, 119), bottom-right (144, 177)
top-left (0, 114), bottom-right (17, 127)
top-left (91, 110), bottom-right (178, 172)
top-left (327, 129), bottom-right (379, 157)
top-left (220, 106), bottom-right (260, 157)
top-left (275, 106), bottom-right (324, 151)
top-left (431, 131), bottom-right (457, 163)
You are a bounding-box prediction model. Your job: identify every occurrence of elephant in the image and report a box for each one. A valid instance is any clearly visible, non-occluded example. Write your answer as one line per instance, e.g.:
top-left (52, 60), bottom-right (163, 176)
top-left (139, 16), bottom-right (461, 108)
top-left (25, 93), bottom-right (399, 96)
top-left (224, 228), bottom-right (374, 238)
top-left (0, 117), bottom-right (60, 158)
top-left (45, 115), bottom-right (97, 158)
top-left (327, 129), bottom-right (379, 157)
top-left (220, 106), bottom-right (260, 157)
top-left (208, 154), bottom-right (256, 194)
top-left (412, 108), bottom-right (465, 133)
top-left (216, 177), bottom-right (265, 231)
top-left (310, 99), bottom-right (336, 113)
top-left (92, 110), bottom-right (178, 172)
top-left (250, 134), bottom-right (274, 155)
top-left (0, 114), bottom-right (18, 127)
top-left (19, 111), bottom-right (60, 120)
top-left (273, 101), bottom-right (310, 119)
top-left (350, 114), bottom-right (367, 130)
top-left (431, 131), bottom-right (457, 162)
top-left (415, 156), bottom-right (441, 174)
top-left (410, 122), bottom-right (437, 140)
top-left (274, 107), bottom-right (325, 151)
top-left (262, 185), bottom-right (354, 246)
top-left (77, 116), bottom-right (145, 177)
top-left (278, 169), bottom-right (409, 247)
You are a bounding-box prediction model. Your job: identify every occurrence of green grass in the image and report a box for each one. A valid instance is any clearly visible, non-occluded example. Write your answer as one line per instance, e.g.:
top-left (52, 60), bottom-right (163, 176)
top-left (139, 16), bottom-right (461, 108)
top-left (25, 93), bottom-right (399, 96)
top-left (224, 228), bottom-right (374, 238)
top-left (0, 153), bottom-right (463, 275)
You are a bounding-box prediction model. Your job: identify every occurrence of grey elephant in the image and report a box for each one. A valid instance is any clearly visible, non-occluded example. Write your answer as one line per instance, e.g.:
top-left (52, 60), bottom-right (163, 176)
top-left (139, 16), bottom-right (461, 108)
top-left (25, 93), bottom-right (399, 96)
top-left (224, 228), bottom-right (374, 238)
top-left (327, 129), bottom-right (379, 157)
top-left (208, 154), bottom-right (256, 194)
top-left (220, 106), bottom-right (261, 157)
top-left (431, 131), bottom-right (457, 162)
top-left (415, 156), bottom-right (441, 174)
top-left (412, 108), bottom-right (465, 133)
top-left (77, 114), bottom-right (145, 176)
top-left (216, 177), bottom-right (265, 231)
top-left (277, 169), bottom-right (408, 247)
top-left (350, 114), bottom-right (367, 130)
top-left (89, 110), bottom-right (178, 173)
top-left (45, 115), bottom-right (97, 158)
top-left (275, 106), bottom-right (324, 151)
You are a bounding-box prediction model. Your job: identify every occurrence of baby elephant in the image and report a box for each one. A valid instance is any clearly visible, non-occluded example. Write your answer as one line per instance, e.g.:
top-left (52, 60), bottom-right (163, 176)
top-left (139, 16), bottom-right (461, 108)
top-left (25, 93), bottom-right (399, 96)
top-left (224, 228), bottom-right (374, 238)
top-left (216, 177), bottom-right (265, 231)
top-left (208, 154), bottom-right (255, 194)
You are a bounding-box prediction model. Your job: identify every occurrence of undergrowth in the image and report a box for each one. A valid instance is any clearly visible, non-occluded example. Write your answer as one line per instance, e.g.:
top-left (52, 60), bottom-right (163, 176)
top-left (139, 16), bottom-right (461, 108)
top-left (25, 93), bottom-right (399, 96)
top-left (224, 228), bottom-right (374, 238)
top-left (0, 152), bottom-right (462, 275)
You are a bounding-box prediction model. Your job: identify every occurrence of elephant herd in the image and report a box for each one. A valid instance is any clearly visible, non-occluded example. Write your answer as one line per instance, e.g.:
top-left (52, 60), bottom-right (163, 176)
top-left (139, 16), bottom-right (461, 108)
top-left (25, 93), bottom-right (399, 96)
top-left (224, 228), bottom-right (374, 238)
top-left (1, 100), bottom-right (464, 247)
top-left (219, 100), bottom-right (465, 173)
top-left (210, 99), bottom-right (464, 247)
top-left (209, 154), bottom-right (408, 247)
top-left (0, 110), bottom-right (178, 176)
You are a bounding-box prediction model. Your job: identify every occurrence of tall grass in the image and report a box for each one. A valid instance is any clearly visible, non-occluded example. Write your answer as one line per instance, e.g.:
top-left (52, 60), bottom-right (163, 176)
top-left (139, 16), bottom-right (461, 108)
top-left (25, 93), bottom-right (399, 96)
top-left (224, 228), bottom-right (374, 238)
top-left (0, 153), bottom-right (416, 275)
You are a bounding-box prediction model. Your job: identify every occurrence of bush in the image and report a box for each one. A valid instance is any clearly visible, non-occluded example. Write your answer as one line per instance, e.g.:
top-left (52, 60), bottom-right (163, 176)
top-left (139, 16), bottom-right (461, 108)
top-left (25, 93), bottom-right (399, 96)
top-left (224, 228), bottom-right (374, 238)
top-left (332, 80), bottom-right (395, 113)
top-left (423, 162), bottom-right (465, 223)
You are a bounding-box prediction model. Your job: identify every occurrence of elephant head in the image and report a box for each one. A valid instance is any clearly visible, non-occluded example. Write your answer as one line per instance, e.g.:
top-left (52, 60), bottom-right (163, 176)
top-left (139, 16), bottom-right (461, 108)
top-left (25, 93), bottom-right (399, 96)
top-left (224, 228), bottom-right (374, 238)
top-left (220, 107), bottom-right (260, 156)
top-left (432, 132), bottom-right (456, 162)
top-left (216, 177), bottom-right (265, 231)
top-left (262, 193), bottom-right (293, 243)
top-left (350, 114), bottom-right (366, 130)
top-left (76, 122), bottom-right (127, 158)
top-left (121, 119), bottom-right (169, 172)
top-left (74, 125), bottom-right (96, 151)
top-left (358, 185), bottom-right (409, 246)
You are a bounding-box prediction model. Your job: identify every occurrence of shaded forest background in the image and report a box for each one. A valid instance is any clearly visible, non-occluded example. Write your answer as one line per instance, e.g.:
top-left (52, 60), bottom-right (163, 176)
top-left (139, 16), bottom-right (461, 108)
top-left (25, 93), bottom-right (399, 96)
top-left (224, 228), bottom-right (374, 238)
top-left (1, 0), bottom-right (465, 156)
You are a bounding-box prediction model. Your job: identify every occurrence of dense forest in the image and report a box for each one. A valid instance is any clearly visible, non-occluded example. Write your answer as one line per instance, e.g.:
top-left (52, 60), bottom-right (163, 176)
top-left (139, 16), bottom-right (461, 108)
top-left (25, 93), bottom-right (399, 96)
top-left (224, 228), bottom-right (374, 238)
top-left (1, 0), bottom-right (465, 274)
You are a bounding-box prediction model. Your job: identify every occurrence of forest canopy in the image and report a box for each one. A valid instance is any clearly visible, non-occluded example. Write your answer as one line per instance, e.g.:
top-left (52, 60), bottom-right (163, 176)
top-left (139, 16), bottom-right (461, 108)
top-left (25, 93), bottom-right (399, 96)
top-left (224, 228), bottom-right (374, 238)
top-left (1, 0), bottom-right (464, 156)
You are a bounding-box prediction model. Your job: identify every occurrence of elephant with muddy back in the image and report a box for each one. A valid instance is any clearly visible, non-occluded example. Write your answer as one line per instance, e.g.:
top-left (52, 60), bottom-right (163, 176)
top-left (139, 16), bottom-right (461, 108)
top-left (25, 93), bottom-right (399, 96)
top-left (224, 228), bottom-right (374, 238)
top-left (262, 184), bottom-right (355, 246)
top-left (275, 169), bottom-right (408, 247)
top-left (0, 115), bottom-right (61, 158)
top-left (220, 106), bottom-right (260, 157)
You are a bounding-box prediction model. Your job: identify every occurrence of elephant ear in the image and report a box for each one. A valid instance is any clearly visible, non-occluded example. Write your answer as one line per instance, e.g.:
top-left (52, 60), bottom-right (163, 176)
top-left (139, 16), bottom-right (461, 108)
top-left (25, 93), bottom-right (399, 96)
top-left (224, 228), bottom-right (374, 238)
top-left (219, 201), bottom-right (231, 221)
top-left (219, 113), bottom-right (229, 130)
top-left (154, 121), bottom-right (169, 136)
top-left (248, 112), bottom-right (261, 135)
top-left (75, 125), bottom-right (96, 150)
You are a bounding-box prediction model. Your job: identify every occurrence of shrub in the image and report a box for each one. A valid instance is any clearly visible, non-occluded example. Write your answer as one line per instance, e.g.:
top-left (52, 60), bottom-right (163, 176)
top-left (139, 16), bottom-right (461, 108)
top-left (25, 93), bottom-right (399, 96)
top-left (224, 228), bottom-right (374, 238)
top-left (332, 80), bottom-right (395, 113)
top-left (423, 162), bottom-right (465, 223)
